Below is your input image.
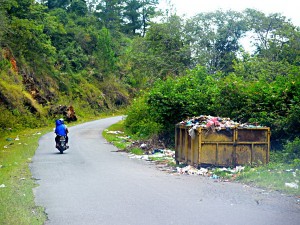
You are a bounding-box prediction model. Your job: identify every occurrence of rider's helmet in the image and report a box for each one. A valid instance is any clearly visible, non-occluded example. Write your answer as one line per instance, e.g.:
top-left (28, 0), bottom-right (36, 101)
top-left (59, 118), bottom-right (64, 123)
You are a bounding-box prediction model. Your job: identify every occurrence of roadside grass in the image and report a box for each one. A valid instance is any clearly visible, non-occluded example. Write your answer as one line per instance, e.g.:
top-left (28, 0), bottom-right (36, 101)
top-left (129, 147), bottom-right (144, 155)
top-left (0, 128), bottom-right (50, 225)
top-left (236, 161), bottom-right (300, 196)
top-left (102, 120), bottom-right (132, 151)
top-left (102, 121), bottom-right (175, 166)
top-left (148, 156), bottom-right (176, 167)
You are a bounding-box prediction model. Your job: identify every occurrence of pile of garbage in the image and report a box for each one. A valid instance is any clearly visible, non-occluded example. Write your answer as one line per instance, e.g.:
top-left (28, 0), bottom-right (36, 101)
top-left (127, 146), bottom-right (245, 180)
top-left (128, 148), bottom-right (175, 161)
top-left (178, 115), bottom-right (265, 139)
top-left (178, 115), bottom-right (264, 129)
top-left (176, 165), bottom-right (245, 180)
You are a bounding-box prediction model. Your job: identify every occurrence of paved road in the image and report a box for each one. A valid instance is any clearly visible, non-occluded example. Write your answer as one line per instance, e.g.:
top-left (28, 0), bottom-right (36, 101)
top-left (31, 117), bottom-right (300, 225)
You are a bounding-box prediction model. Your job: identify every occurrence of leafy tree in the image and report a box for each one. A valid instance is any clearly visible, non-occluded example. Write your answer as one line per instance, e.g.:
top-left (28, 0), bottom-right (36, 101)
top-left (46, 0), bottom-right (71, 9)
top-left (185, 10), bottom-right (247, 73)
top-left (232, 57), bottom-right (298, 82)
top-left (122, 0), bottom-right (142, 35)
top-left (97, 27), bottom-right (116, 75)
top-left (68, 0), bottom-right (88, 16)
top-left (0, 1), bottom-right (9, 45)
top-left (140, 0), bottom-right (159, 36)
top-left (145, 15), bottom-right (191, 76)
top-left (5, 1), bottom-right (56, 69)
top-left (118, 36), bottom-right (155, 89)
top-left (96, 0), bottom-right (123, 31)
top-left (244, 8), bottom-right (299, 64)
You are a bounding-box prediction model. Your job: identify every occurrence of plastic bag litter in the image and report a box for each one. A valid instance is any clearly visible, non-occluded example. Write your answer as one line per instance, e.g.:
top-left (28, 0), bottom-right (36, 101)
top-left (285, 182), bottom-right (299, 189)
top-left (188, 127), bottom-right (196, 139)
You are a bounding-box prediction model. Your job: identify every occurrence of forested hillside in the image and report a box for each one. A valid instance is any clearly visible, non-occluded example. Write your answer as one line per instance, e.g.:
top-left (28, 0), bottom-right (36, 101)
top-left (0, 0), bottom-right (300, 151)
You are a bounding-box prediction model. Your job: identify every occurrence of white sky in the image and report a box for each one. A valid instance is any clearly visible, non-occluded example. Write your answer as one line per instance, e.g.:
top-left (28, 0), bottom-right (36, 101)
top-left (159, 0), bottom-right (300, 26)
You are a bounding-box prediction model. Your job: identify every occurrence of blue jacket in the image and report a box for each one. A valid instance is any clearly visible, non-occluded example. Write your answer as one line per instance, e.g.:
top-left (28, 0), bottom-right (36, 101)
top-left (55, 120), bottom-right (67, 136)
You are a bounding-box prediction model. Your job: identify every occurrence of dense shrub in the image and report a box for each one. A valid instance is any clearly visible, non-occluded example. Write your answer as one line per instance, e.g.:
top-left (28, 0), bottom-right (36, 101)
top-left (124, 96), bottom-right (162, 139)
top-left (283, 138), bottom-right (300, 162)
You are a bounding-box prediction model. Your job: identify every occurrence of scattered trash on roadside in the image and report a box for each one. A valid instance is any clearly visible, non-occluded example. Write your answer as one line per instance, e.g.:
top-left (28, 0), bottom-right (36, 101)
top-left (177, 165), bottom-right (201, 175)
top-left (285, 182), bottom-right (299, 189)
top-left (106, 127), bottom-right (246, 181)
top-left (140, 143), bottom-right (147, 149)
top-left (106, 130), bottom-right (124, 134)
top-left (210, 174), bottom-right (219, 179)
top-left (175, 165), bottom-right (245, 179)
top-left (293, 172), bottom-right (297, 177)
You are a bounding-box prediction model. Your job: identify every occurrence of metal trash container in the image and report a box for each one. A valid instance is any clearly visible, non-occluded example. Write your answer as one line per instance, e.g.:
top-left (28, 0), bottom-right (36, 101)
top-left (175, 125), bottom-right (270, 167)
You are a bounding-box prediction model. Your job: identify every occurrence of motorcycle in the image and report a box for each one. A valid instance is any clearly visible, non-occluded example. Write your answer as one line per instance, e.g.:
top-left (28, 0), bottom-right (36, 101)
top-left (56, 135), bottom-right (69, 154)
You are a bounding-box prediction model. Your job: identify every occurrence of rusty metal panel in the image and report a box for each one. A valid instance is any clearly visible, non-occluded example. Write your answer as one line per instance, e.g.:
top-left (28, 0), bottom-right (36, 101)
top-left (235, 145), bottom-right (252, 165)
top-left (175, 125), bottom-right (270, 167)
top-left (216, 144), bottom-right (235, 166)
top-left (200, 143), bottom-right (217, 165)
top-left (192, 136), bottom-right (199, 165)
top-left (201, 128), bottom-right (233, 142)
top-left (237, 128), bottom-right (267, 142)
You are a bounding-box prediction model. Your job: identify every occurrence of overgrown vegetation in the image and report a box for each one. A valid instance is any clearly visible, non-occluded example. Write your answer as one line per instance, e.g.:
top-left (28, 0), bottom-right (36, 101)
top-left (125, 65), bottom-right (300, 149)
top-left (236, 161), bottom-right (300, 196)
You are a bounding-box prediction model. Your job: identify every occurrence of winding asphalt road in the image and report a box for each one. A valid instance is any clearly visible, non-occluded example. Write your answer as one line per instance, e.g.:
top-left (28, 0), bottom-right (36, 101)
top-left (30, 116), bottom-right (300, 225)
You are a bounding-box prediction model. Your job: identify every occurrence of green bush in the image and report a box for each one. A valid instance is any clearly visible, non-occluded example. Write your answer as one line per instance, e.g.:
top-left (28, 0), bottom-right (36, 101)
top-left (147, 66), bottom-right (213, 132)
top-left (124, 96), bottom-right (162, 139)
top-left (283, 137), bottom-right (300, 163)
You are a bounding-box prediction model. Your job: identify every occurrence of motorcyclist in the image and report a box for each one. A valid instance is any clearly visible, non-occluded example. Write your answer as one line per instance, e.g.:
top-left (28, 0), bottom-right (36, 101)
top-left (55, 118), bottom-right (69, 147)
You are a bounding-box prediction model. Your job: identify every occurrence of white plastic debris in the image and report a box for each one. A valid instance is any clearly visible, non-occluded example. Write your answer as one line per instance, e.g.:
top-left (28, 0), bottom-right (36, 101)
top-left (0, 184), bottom-right (6, 188)
top-left (141, 155), bottom-right (149, 160)
top-left (163, 150), bottom-right (175, 157)
top-left (285, 182), bottom-right (299, 189)
top-left (198, 168), bottom-right (209, 176)
top-left (106, 131), bottom-right (124, 134)
top-left (140, 143), bottom-right (147, 149)
top-left (177, 165), bottom-right (201, 175)
top-left (188, 126), bottom-right (196, 139)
